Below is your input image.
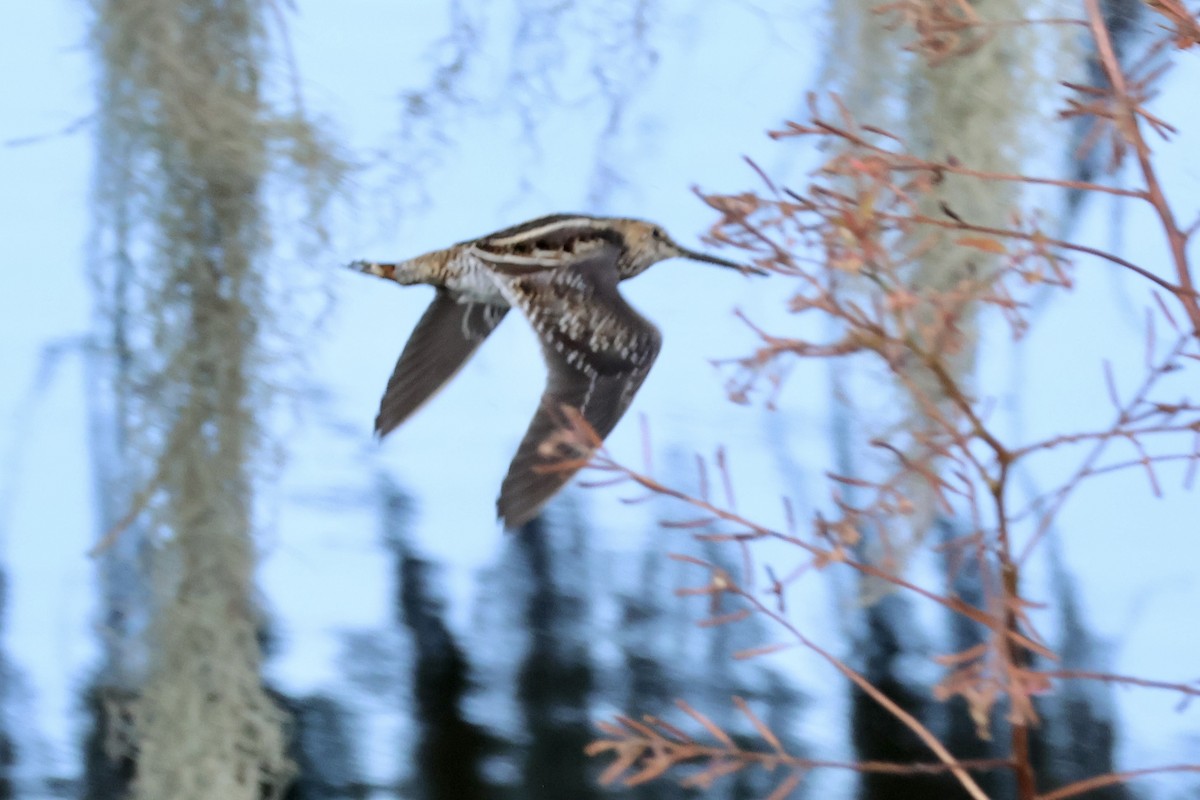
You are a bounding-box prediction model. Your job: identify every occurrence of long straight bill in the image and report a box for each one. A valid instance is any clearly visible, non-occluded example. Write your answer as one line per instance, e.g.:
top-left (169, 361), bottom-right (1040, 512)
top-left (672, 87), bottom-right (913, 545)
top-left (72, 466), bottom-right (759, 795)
top-left (677, 246), bottom-right (767, 276)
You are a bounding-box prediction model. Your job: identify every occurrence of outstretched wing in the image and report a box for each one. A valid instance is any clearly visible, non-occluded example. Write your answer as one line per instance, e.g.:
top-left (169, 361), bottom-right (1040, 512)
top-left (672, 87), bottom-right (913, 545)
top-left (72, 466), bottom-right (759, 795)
top-left (376, 290), bottom-right (508, 437)
top-left (496, 249), bottom-right (662, 528)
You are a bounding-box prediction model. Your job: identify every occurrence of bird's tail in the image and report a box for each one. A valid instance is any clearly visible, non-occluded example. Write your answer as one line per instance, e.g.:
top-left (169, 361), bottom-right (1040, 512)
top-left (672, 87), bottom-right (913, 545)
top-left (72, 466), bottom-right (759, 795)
top-left (348, 257), bottom-right (427, 286)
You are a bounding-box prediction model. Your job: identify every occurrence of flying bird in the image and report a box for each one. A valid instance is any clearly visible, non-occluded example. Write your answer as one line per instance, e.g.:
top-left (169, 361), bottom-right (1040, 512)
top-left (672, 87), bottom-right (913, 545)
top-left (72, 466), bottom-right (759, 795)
top-left (350, 214), bottom-right (762, 528)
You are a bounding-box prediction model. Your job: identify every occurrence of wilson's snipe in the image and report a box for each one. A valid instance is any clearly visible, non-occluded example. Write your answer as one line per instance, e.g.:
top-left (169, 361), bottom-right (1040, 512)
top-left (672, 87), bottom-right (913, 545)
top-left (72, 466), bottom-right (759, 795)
top-left (351, 214), bottom-right (762, 528)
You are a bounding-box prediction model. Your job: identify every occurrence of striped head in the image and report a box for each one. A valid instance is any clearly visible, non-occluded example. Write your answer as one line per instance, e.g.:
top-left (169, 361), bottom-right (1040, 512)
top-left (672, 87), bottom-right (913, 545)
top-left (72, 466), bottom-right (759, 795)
top-left (607, 218), bottom-right (753, 279)
top-left (470, 214), bottom-right (757, 280)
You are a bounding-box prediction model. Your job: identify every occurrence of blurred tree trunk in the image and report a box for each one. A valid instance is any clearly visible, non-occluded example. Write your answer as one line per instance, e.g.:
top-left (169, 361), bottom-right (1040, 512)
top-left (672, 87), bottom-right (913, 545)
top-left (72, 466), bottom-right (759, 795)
top-left (86, 1), bottom-right (338, 796)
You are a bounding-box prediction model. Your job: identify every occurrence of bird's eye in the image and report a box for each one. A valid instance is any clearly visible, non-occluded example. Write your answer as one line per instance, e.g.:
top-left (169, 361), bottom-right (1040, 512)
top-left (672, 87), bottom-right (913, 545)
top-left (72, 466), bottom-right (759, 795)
top-left (652, 228), bottom-right (664, 239)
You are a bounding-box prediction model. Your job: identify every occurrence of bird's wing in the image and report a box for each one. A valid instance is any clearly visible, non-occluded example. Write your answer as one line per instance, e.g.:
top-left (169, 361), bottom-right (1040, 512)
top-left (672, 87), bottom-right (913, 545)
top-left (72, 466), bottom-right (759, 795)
top-left (376, 289), bottom-right (508, 437)
top-left (495, 249), bottom-right (662, 528)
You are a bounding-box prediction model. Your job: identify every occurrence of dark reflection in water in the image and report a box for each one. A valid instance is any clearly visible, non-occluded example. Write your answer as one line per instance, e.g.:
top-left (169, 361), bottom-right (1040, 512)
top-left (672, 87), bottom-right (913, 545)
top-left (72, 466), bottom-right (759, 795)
top-left (283, 694), bottom-right (366, 800)
top-left (396, 541), bottom-right (494, 796)
top-left (67, 493), bottom-right (1139, 800)
top-left (385, 480), bottom-right (498, 800)
top-left (513, 514), bottom-right (603, 799)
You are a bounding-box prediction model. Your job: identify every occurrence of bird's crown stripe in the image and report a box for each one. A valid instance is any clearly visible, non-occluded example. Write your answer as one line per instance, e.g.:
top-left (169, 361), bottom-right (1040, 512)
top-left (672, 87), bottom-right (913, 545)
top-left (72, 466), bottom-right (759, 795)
top-left (467, 245), bottom-right (570, 270)
top-left (477, 213), bottom-right (585, 240)
top-left (484, 217), bottom-right (608, 248)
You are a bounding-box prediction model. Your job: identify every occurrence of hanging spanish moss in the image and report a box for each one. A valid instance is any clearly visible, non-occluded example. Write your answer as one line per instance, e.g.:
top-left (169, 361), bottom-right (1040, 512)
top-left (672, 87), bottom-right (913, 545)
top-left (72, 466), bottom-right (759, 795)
top-left (821, 0), bottom-right (1065, 565)
top-left (86, 0), bottom-right (343, 797)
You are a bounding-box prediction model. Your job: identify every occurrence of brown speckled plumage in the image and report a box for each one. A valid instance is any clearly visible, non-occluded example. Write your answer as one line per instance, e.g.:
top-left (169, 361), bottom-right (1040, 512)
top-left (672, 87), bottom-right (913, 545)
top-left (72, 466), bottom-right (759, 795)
top-left (350, 214), bottom-right (763, 529)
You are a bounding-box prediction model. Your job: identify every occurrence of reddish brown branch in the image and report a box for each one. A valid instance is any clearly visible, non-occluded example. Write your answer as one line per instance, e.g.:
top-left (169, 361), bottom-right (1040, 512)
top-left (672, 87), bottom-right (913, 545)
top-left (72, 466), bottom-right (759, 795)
top-left (1038, 764), bottom-right (1200, 800)
top-left (1083, 0), bottom-right (1200, 334)
top-left (586, 6), bottom-right (1200, 793)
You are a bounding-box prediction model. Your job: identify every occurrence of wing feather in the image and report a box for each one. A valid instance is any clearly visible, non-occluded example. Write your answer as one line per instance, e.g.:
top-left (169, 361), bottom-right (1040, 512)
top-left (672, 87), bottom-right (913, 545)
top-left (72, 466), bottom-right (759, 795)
top-left (496, 249), bottom-right (661, 528)
top-left (376, 290), bottom-right (508, 437)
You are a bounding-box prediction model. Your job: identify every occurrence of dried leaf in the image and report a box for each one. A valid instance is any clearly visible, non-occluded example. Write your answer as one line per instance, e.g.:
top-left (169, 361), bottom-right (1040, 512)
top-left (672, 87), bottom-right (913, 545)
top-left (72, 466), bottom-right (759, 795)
top-left (594, 743), bottom-right (643, 786)
top-left (766, 770), bottom-right (805, 800)
top-left (733, 642), bottom-right (795, 660)
top-left (676, 700), bottom-right (737, 749)
top-left (956, 236), bottom-right (1007, 254)
top-left (698, 609), bottom-right (753, 628)
top-left (733, 696), bottom-right (786, 754)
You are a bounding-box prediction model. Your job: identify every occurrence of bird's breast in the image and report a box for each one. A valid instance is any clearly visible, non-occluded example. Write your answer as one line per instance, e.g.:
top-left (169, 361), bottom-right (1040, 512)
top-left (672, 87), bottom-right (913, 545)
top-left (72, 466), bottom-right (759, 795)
top-left (444, 253), bottom-right (512, 306)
